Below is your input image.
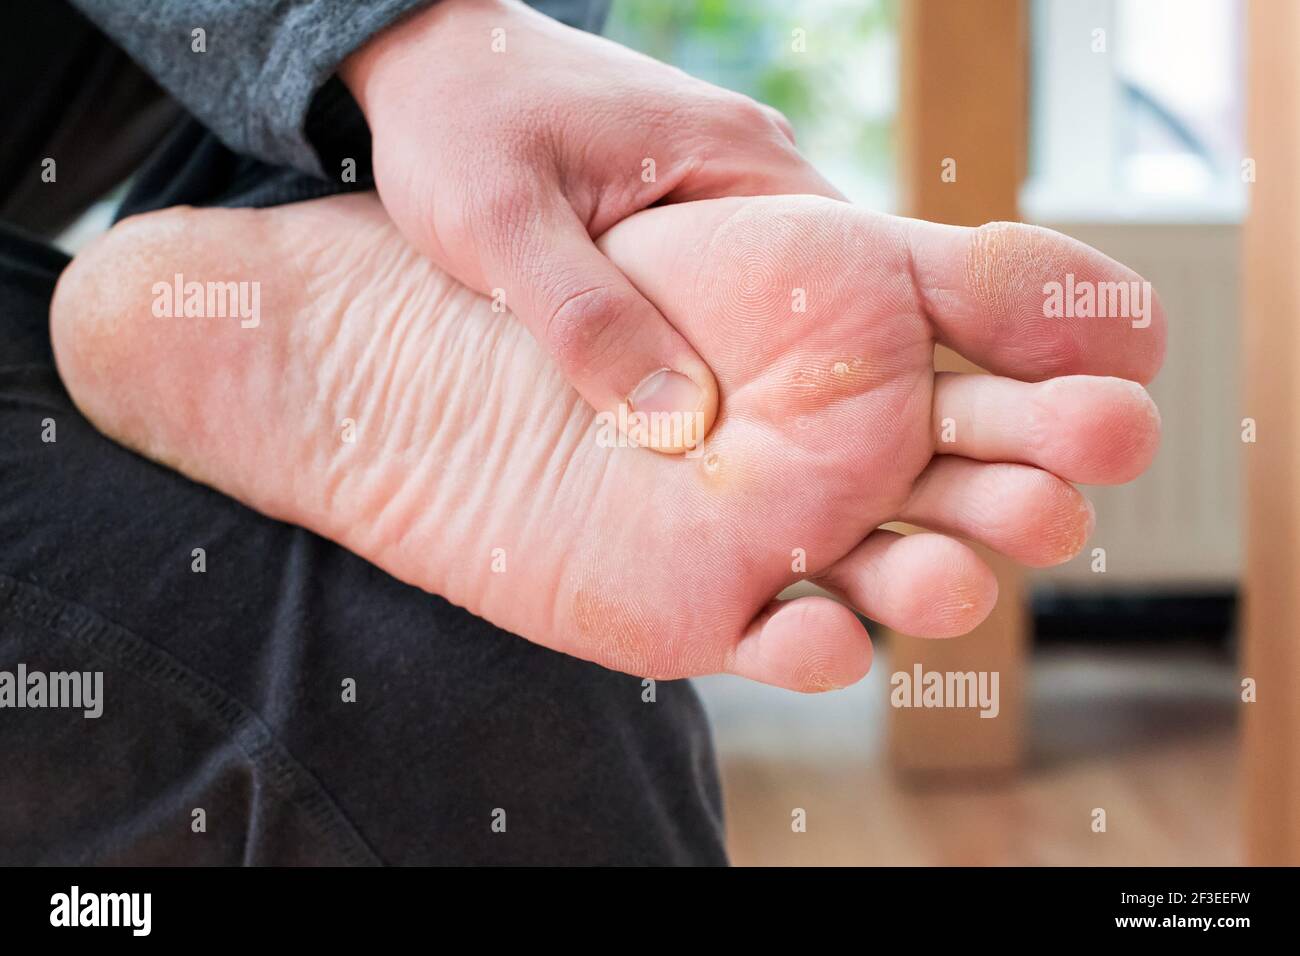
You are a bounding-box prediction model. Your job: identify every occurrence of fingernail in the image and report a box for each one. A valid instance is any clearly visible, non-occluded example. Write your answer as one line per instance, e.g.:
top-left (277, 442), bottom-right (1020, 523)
top-left (628, 368), bottom-right (703, 416)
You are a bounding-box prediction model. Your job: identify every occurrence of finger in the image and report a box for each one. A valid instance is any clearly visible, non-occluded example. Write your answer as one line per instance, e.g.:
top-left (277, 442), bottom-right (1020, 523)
top-left (493, 202), bottom-right (718, 454)
top-left (727, 596), bottom-right (872, 692)
top-left (668, 141), bottom-right (846, 202)
top-left (899, 458), bottom-right (1095, 568)
top-left (758, 103), bottom-right (798, 144)
top-left (903, 218), bottom-right (1166, 384)
top-left (649, 94), bottom-right (842, 201)
top-left (932, 372), bottom-right (1161, 484)
top-left (812, 530), bottom-right (998, 638)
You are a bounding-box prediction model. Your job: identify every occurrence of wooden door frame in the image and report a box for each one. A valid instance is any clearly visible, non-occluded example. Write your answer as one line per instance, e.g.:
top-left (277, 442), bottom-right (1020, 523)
top-left (890, 0), bottom-right (1030, 773)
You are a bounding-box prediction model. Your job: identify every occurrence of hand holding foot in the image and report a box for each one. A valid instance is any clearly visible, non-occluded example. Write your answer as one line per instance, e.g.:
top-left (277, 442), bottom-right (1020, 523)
top-left (341, 0), bottom-right (846, 449)
top-left (51, 193), bottom-right (1163, 691)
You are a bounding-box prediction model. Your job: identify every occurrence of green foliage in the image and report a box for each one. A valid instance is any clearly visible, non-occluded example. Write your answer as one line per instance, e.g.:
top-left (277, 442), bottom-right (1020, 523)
top-left (604, 0), bottom-right (897, 186)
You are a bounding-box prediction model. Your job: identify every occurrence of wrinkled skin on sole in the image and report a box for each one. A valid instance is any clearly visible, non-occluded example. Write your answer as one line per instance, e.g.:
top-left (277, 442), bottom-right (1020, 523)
top-left (51, 193), bottom-right (1164, 690)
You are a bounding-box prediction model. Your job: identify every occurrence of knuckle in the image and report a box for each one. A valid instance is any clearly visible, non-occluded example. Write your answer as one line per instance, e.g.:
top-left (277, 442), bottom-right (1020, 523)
top-left (760, 103), bottom-right (795, 137)
top-left (541, 283), bottom-right (636, 372)
top-left (727, 93), bottom-right (771, 125)
top-left (725, 94), bottom-right (792, 139)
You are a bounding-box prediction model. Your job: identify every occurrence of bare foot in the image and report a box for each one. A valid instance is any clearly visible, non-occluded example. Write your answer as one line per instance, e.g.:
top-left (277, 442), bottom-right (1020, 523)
top-left (51, 193), bottom-right (1163, 690)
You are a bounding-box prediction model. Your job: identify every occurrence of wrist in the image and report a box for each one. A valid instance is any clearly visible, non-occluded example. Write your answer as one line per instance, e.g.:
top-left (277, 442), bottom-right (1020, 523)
top-left (340, 0), bottom-right (517, 121)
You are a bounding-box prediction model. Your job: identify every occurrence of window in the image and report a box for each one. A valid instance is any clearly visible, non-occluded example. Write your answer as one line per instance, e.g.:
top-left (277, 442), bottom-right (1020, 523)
top-left (1025, 0), bottom-right (1245, 221)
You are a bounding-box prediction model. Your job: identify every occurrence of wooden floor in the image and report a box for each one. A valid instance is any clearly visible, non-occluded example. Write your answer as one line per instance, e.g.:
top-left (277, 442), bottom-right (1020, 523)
top-left (704, 645), bottom-right (1241, 866)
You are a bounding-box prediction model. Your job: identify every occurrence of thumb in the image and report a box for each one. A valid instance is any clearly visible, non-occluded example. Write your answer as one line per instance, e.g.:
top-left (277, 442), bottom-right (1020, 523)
top-left (494, 205), bottom-right (718, 454)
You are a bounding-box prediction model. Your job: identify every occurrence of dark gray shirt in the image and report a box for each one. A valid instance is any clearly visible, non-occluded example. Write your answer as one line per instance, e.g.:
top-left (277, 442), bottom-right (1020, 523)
top-left (69, 0), bottom-right (611, 178)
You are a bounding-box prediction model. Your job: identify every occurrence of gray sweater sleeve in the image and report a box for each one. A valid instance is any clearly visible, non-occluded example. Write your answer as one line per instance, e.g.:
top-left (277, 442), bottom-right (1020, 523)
top-left (69, 0), bottom-right (611, 179)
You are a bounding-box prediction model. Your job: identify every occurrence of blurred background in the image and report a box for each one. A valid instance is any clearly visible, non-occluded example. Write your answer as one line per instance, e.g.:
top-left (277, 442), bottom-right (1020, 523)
top-left (606, 0), bottom-right (1279, 866)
